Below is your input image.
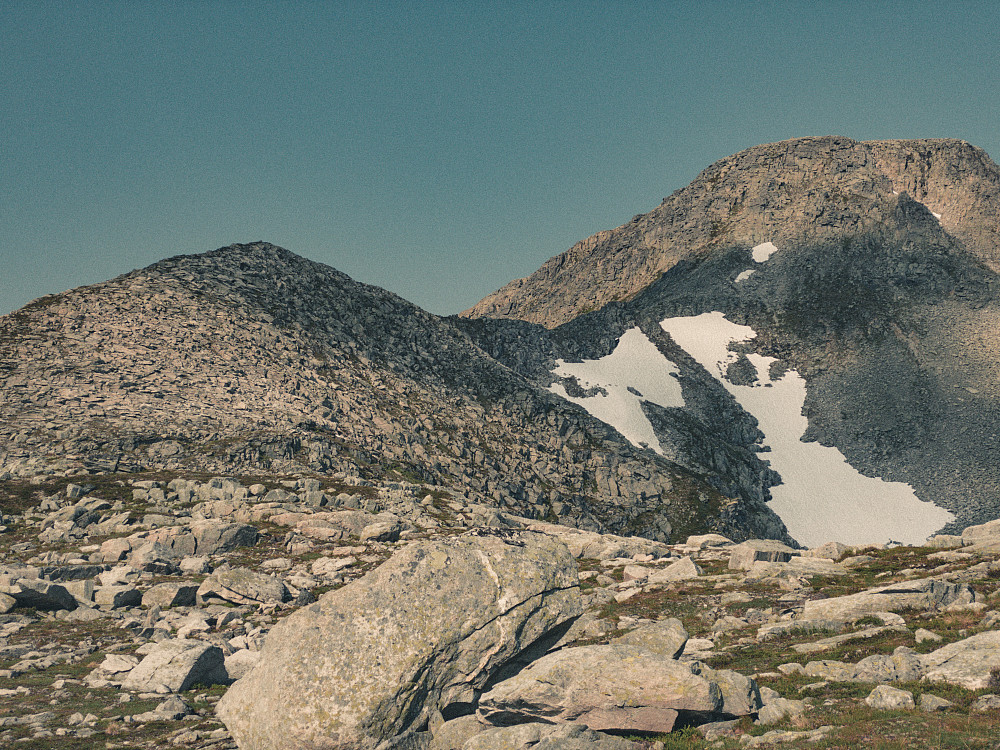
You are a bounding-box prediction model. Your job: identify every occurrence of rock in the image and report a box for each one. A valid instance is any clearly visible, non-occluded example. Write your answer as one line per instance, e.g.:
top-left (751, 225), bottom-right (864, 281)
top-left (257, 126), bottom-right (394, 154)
top-left (179, 556), bottom-right (211, 575)
top-left (464, 722), bottom-right (642, 750)
top-left (853, 647), bottom-right (923, 683)
top-left (428, 715), bottom-right (484, 750)
top-left (0, 592), bottom-right (16, 614)
top-left (918, 694), bottom-right (953, 712)
top-left (755, 697), bottom-right (806, 726)
top-left (94, 585), bottom-right (142, 609)
top-left (647, 555), bottom-right (702, 582)
top-left (142, 583), bottom-right (198, 609)
top-left (216, 532), bottom-right (581, 750)
top-left (120, 639), bottom-right (228, 693)
top-left (961, 519), bottom-right (1000, 544)
top-left (915, 628), bottom-right (943, 643)
top-left (690, 663), bottom-right (762, 716)
top-left (0, 578), bottom-right (77, 611)
top-left (921, 630), bottom-right (1000, 688)
top-left (224, 649), bottom-right (261, 681)
top-left (478, 644), bottom-right (722, 733)
top-left (800, 579), bottom-right (974, 620)
top-left (685, 533), bottom-right (734, 548)
top-left (728, 540), bottom-right (797, 570)
top-left (801, 541), bottom-right (849, 559)
top-left (970, 694), bottom-right (1000, 713)
top-left (864, 685), bottom-right (915, 710)
top-left (197, 568), bottom-right (290, 606)
top-left (611, 618), bottom-right (688, 659)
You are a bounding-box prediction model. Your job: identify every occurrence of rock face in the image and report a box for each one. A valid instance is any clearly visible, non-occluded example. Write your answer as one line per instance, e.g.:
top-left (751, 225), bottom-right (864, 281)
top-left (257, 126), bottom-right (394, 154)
top-left (216, 532), bottom-right (581, 750)
top-left (120, 639), bottom-right (228, 693)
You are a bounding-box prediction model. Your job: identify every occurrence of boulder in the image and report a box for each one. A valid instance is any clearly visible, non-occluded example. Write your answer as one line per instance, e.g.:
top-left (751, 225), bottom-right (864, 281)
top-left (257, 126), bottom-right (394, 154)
top-left (921, 631), bottom-right (1000, 689)
top-left (800, 579), bottom-right (974, 620)
top-left (611, 618), bottom-right (688, 659)
top-left (216, 532), bottom-right (581, 750)
top-left (865, 685), bottom-right (915, 710)
top-left (94, 585), bottom-right (142, 609)
top-left (647, 556), bottom-right (702, 583)
top-left (728, 540), bottom-right (797, 570)
top-left (224, 649), bottom-right (261, 681)
top-left (197, 568), bottom-right (289, 606)
top-left (121, 639), bottom-right (228, 693)
top-left (0, 578), bottom-right (77, 611)
top-left (477, 644), bottom-right (722, 733)
top-left (428, 715), bottom-right (485, 750)
top-left (142, 583), bottom-right (198, 609)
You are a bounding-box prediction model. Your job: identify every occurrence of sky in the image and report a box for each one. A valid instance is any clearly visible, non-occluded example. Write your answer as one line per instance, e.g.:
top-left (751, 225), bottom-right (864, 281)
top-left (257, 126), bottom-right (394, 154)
top-left (4, 1), bottom-right (1000, 317)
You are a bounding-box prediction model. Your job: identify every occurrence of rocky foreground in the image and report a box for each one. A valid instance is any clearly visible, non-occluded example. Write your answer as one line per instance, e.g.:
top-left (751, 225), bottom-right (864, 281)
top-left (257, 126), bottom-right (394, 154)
top-left (1, 474), bottom-right (1000, 749)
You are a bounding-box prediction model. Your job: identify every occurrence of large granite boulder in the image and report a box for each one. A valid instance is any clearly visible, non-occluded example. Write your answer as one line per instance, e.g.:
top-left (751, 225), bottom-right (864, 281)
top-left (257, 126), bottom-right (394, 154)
top-left (477, 644), bottom-right (723, 734)
top-left (216, 531), bottom-right (581, 750)
top-left (611, 618), bottom-right (688, 659)
top-left (464, 722), bottom-right (644, 750)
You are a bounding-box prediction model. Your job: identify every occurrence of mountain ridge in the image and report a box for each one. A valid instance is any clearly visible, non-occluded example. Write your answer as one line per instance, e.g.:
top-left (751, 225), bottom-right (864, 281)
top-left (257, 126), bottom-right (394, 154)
top-left (462, 136), bottom-right (1000, 328)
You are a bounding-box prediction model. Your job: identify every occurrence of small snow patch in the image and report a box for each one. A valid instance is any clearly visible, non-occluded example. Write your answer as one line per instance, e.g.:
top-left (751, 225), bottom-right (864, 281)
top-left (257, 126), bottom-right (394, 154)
top-left (734, 269), bottom-right (756, 284)
top-left (752, 242), bottom-right (779, 263)
top-left (549, 328), bottom-right (684, 455)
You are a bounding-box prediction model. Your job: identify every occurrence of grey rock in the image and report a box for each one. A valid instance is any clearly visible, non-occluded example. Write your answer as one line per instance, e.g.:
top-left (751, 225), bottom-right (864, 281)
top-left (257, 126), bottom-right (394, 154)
top-left (918, 694), bottom-right (954, 712)
top-left (921, 630), bottom-right (1000, 689)
top-left (142, 583), bottom-right (198, 609)
top-left (478, 644), bottom-right (722, 733)
top-left (464, 722), bottom-right (642, 750)
top-left (121, 638), bottom-right (228, 693)
top-left (94, 585), bottom-right (142, 609)
top-left (611, 617), bottom-right (688, 659)
top-left (216, 532), bottom-right (581, 750)
top-left (728, 540), bottom-right (796, 570)
top-left (0, 578), bottom-right (77, 611)
top-left (197, 568), bottom-right (290, 606)
top-left (801, 579), bottom-right (974, 620)
top-left (970, 694), bottom-right (1000, 713)
top-left (755, 697), bottom-right (806, 726)
top-left (864, 685), bottom-right (915, 710)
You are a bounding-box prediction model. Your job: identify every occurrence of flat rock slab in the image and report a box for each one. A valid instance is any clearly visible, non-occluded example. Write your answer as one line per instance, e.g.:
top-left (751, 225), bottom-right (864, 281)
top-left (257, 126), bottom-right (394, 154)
top-left (922, 631), bottom-right (1000, 689)
top-left (478, 644), bottom-right (722, 733)
top-left (801, 579), bottom-right (973, 621)
top-left (217, 531), bottom-right (581, 750)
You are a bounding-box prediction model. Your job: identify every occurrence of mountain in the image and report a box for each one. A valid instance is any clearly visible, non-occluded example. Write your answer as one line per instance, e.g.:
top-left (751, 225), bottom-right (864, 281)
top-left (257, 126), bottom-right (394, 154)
top-left (463, 137), bottom-right (1000, 328)
top-left (462, 137), bottom-right (1000, 546)
top-left (0, 242), bottom-right (788, 543)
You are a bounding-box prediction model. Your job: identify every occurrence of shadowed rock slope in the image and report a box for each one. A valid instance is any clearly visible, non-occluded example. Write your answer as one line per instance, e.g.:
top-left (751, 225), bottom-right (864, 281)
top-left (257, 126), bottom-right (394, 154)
top-left (461, 137), bottom-right (1000, 538)
top-left (0, 242), bottom-right (788, 543)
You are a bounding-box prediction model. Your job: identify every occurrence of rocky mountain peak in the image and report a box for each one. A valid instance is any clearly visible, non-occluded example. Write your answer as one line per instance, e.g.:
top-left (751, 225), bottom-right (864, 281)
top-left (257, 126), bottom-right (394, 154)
top-left (463, 136), bottom-right (1000, 328)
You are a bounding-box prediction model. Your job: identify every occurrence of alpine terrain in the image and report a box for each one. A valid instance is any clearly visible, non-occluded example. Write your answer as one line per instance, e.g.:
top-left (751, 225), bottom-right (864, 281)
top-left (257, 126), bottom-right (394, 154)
top-left (2, 136), bottom-right (1000, 750)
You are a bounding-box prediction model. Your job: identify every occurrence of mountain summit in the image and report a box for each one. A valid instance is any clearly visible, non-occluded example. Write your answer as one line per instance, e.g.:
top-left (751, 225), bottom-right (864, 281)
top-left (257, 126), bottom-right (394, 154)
top-left (463, 136), bottom-right (1000, 328)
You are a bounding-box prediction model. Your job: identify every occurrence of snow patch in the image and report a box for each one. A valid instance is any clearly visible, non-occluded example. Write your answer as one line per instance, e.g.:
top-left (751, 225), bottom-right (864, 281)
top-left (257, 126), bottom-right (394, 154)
top-left (660, 312), bottom-right (955, 547)
top-left (549, 328), bottom-right (684, 454)
top-left (752, 242), bottom-right (780, 263)
top-left (734, 269), bottom-right (756, 284)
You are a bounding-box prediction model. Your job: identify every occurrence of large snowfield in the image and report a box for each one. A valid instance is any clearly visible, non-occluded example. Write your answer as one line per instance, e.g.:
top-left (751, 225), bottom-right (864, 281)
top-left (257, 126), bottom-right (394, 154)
top-left (660, 312), bottom-right (955, 547)
top-left (547, 305), bottom-right (956, 546)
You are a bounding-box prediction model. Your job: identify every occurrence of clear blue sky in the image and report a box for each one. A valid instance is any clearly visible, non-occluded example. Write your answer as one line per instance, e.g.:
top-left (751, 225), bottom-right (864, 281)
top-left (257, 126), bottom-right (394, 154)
top-left (4, 1), bottom-right (1000, 316)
